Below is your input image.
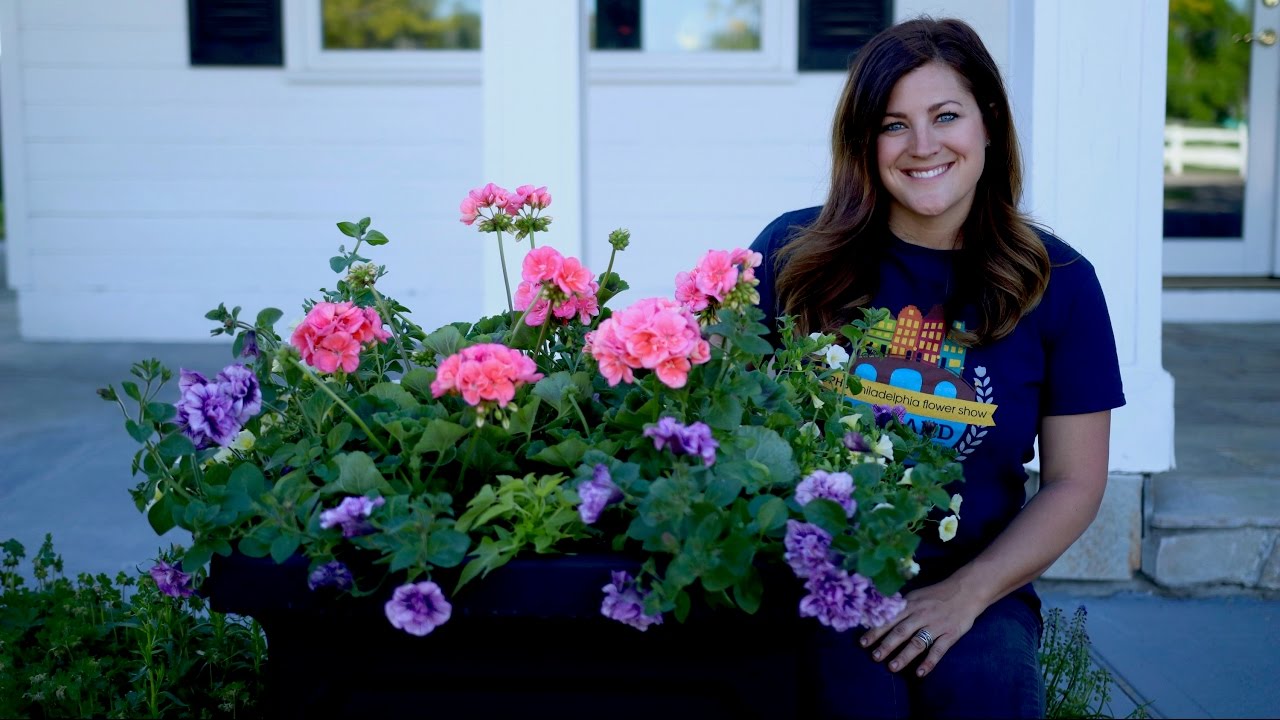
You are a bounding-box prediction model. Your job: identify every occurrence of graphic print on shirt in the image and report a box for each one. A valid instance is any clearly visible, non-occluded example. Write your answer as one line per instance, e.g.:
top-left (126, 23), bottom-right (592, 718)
top-left (846, 304), bottom-right (997, 461)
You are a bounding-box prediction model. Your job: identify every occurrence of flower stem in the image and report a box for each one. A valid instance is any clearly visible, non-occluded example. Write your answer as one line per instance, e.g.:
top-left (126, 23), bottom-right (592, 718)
top-left (505, 286), bottom-right (546, 346)
top-left (294, 360), bottom-right (392, 457)
top-left (568, 395), bottom-right (591, 435)
top-left (496, 230), bottom-right (514, 314)
top-left (371, 286), bottom-right (413, 373)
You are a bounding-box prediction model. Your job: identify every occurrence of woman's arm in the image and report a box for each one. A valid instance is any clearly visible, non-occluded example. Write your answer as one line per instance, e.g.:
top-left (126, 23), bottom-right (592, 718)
top-left (860, 410), bottom-right (1112, 676)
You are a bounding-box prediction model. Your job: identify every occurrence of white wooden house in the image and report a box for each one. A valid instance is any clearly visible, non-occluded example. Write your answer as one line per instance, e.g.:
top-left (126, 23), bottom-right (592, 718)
top-left (8, 0), bottom-right (1277, 581)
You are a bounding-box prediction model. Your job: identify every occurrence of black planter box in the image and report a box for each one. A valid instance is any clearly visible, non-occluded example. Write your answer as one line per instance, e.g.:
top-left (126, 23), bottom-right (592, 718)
top-left (205, 552), bottom-right (826, 718)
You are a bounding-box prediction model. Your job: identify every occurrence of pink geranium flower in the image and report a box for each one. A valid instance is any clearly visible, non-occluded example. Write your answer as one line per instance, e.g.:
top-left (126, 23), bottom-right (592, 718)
top-left (586, 297), bottom-right (710, 389)
top-left (514, 184), bottom-right (552, 210)
top-left (290, 301), bottom-right (392, 374)
top-left (674, 247), bottom-right (765, 317)
top-left (459, 182), bottom-right (513, 225)
top-left (513, 246), bottom-right (599, 327)
top-left (522, 246), bottom-right (564, 284)
top-left (430, 343), bottom-right (543, 409)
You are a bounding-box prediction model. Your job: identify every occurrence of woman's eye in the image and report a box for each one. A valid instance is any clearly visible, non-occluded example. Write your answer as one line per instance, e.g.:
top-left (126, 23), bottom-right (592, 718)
top-left (882, 121), bottom-right (906, 133)
top-left (937, 112), bottom-right (958, 123)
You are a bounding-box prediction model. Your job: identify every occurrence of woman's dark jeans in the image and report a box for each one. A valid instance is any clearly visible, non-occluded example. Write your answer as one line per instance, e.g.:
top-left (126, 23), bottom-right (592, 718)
top-left (807, 594), bottom-right (1045, 719)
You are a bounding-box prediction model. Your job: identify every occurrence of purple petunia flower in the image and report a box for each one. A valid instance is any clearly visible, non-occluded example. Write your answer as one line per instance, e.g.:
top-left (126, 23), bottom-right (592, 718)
top-left (319, 496), bottom-right (386, 538)
top-left (798, 567), bottom-right (870, 632)
top-left (601, 570), bottom-right (664, 632)
top-left (784, 520), bottom-right (835, 579)
top-left (149, 560), bottom-right (195, 598)
top-left (175, 369), bottom-right (241, 449)
top-left (643, 417), bottom-right (719, 467)
top-left (577, 464), bottom-right (623, 524)
top-left (843, 431), bottom-right (871, 453)
top-left (385, 580), bottom-right (453, 636)
top-left (861, 584), bottom-right (908, 629)
top-left (215, 363), bottom-right (262, 424)
top-left (872, 404), bottom-right (907, 428)
top-left (795, 470), bottom-right (857, 518)
top-left (241, 330), bottom-right (260, 359)
top-left (307, 560), bottom-right (354, 592)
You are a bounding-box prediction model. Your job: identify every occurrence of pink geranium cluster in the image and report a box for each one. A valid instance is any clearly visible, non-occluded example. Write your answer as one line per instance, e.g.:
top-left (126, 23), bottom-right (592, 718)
top-left (513, 246), bottom-right (600, 326)
top-left (674, 248), bottom-right (764, 315)
top-left (586, 297), bottom-right (711, 389)
top-left (290, 301), bottom-right (392, 374)
top-left (430, 343), bottom-right (544, 408)
top-left (459, 183), bottom-right (552, 225)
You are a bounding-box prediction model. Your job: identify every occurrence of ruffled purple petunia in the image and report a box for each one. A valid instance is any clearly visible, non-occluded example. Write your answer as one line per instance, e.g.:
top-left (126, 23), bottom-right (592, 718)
top-left (175, 369), bottom-right (240, 449)
top-left (861, 584), bottom-right (908, 629)
top-left (577, 464), bottom-right (623, 524)
top-left (601, 570), bottom-right (663, 631)
top-left (384, 580), bottom-right (453, 636)
top-left (216, 363), bottom-right (262, 424)
top-left (319, 496), bottom-right (386, 538)
top-left (843, 431), bottom-right (871, 453)
top-left (795, 470), bottom-right (857, 518)
top-left (784, 520), bottom-right (835, 579)
top-left (241, 330), bottom-right (260, 359)
top-left (643, 417), bottom-right (719, 467)
top-left (149, 560), bottom-right (195, 598)
top-left (307, 560), bottom-right (354, 592)
top-left (872, 403), bottom-right (907, 428)
top-left (798, 567), bottom-right (870, 632)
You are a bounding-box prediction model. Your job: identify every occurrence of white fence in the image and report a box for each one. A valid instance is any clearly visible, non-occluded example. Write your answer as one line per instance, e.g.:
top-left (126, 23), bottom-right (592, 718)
top-left (1164, 123), bottom-right (1247, 176)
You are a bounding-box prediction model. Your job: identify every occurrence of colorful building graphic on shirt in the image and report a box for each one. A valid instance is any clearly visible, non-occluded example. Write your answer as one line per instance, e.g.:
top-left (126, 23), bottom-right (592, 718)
top-left (850, 305), bottom-right (993, 461)
top-left (863, 305), bottom-right (967, 376)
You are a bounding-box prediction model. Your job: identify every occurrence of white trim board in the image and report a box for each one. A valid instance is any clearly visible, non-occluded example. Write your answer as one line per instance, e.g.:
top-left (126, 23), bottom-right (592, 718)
top-left (1163, 289), bottom-right (1280, 323)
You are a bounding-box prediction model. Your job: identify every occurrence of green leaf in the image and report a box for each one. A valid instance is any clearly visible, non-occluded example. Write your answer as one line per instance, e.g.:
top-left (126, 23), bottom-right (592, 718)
top-left (673, 590), bottom-right (692, 623)
top-left (732, 567), bottom-right (763, 614)
top-left (531, 436), bottom-right (591, 469)
top-left (146, 401), bottom-right (176, 424)
top-left (426, 529), bottom-right (470, 568)
top-left (122, 381), bottom-right (142, 402)
top-left (146, 493), bottom-right (177, 535)
top-left (325, 451), bottom-right (395, 495)
top-left (270, 534), bottom-right (300, 564)
top-left (665, 553), bottom-right (698, 591)
top-left (754, 496), bottom-right (789, 533)
top-left (802, 498), bottom-right (849, 535)
top-left (730, 426), bottom-right (798, 491)
top-left (237, 534), bottom-right (271, 559)
top-left (327, 423), bottom-right (353, 452)
top-left (329, 256), bottom-right (351, 273)
top-left (226, 463), bottom-right (266, 512)
top-left (364, 229), bottom-right (389, 246)
top-left (183, 543), bottom-right (214, 571)
top-left (256, 307), bottom-right (284, 327)
top-left (337, 221), bottom-right (360, 238)
top-left (125, 419), bottom-right (152, 444)
top-left (156, 433), bottom-right (195, 459)
top-left (423, 325), bottom-right (465, 358)
top-left (357, 217), bottom-right (371, 233)
top-left (506, 397), bottom-right (541, 437)
top-left (704, 473), bottom-right (743, 508)
top-left (367, 382), bottom-right (419, 411)
top-left (399, 367), bottom-right (436, 399)
top-left (533, 371), bottom-right (589, 416)
top-left (412, 419), bottom-right (469, 456)
top-left (703, 393), bottom-right (743, 431)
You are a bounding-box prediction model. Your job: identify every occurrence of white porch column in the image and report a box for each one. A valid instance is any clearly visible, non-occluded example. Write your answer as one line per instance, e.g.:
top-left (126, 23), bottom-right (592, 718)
top-left (481, 0), bottom-right (586, 316)
top-left (1015, 0), bottom-right (1176, 475)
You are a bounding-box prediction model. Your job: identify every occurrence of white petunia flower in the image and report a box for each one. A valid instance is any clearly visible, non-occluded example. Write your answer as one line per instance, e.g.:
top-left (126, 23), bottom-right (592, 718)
top-left (939, 515), bottom-right (959, 542)
top-left (839, 414), bottom-right (861, 431)
top-left (811, 393), bottom-right (825, 410)
top-left (901, 559), bottom-right (920, 578)
top-left (874, 434), bottom-right (894, 461)
top-left (872, 502), bottom-right (895, 512)
top-left (823, 344), bottom-right (850, 369)
top-left (950, 493), bottom-right (963, 516)
top-left (800, 421), bottom-right (821, 439)
top-left (898, 467), bottom-right (914, 486)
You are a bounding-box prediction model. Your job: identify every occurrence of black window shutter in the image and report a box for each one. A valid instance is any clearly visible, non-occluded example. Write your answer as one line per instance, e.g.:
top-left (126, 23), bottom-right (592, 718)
top-left (188, 0), bottom-right (283, 66)
top-left (799, 0), bottom-right (892, 72)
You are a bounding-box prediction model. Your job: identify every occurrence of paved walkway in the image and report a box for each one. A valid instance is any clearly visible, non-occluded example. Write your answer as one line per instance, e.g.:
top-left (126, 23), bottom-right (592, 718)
top-left (0, 258), bottom-right (1277, 718)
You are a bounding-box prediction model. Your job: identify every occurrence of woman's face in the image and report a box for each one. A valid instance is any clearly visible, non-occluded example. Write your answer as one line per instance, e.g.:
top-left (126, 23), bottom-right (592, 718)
top-left (876, 62), bottom-right (988, 245)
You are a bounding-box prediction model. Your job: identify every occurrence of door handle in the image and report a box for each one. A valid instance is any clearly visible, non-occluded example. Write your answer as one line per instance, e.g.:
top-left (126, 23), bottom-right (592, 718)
top-left (1233, 29), bottom-right (1277, 45)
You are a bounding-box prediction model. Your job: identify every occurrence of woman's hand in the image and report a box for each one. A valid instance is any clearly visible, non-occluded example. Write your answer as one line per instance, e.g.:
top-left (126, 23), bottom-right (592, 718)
top-left (859, 577), bottom-right (991, 677)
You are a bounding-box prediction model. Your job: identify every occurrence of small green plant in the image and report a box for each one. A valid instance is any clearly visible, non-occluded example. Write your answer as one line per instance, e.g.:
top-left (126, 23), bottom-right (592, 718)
top-left (1041, 605), bottom-right (1150, 719)
top-left (0, 535), bottom-right (267, 719)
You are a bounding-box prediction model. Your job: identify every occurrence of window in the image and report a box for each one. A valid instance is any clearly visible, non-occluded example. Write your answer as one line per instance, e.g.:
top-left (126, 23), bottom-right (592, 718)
top-left (285, 0), bottom-right (482, 80)
top-left (188, 0), bottom-right (284, 66)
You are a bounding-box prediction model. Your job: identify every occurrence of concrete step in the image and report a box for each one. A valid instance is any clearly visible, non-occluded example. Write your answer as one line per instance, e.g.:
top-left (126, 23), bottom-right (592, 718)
top-left (1143, 474), bottom-right (1280, 589)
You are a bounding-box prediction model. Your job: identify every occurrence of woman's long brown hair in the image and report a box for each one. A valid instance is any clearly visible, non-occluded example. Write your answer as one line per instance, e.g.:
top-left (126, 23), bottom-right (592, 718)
top-left (776, 17), bottom-right (1050, 346)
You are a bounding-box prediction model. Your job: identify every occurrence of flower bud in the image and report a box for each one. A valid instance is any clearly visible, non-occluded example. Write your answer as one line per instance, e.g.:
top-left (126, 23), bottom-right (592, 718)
top-left (608, 228), bottom-right (631, 251)
top-left (96, 386), bottom-right (119, 402)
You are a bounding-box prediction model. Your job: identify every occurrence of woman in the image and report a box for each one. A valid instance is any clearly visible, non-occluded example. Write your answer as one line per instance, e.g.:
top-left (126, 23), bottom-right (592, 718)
top-left (750, 17), bottom-right (1125, 718)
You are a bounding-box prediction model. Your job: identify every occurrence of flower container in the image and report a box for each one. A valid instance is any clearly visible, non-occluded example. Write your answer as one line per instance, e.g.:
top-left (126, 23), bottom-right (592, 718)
top-left (205, 551), bottom-right (819, 719)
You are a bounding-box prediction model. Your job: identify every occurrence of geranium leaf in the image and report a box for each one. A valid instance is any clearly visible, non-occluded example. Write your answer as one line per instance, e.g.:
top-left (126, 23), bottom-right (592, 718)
top-left (367, 382), bottom-right (418, 411)
top-left (423, 325), bottom-right (465, 358)
top-left (531, 437), bottom-right (591, 469)
top-left (729, 426), bottom-right (797, 491)
top-left (399, 367), bottom-right (436, 399)
top-left (412, 420), bottom-right (469, 457)
top-left (324, 451), bottom-right (394, 495)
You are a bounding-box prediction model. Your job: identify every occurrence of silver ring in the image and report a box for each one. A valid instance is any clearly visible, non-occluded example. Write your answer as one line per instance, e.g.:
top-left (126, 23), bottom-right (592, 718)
top-left (914, 628), bottom-right (934, 650)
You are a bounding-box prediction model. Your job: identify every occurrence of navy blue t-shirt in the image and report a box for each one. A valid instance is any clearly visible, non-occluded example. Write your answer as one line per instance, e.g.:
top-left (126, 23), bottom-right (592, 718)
top-left (750, 207), bottom-right (1126, 603)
